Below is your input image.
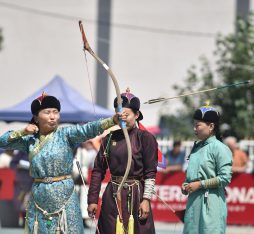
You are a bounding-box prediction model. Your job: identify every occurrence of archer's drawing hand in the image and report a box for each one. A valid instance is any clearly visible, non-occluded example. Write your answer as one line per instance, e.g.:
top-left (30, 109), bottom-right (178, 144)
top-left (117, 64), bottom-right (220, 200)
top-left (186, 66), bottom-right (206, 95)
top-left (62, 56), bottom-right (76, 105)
top-left (24, 124), bottom-right (39, 135)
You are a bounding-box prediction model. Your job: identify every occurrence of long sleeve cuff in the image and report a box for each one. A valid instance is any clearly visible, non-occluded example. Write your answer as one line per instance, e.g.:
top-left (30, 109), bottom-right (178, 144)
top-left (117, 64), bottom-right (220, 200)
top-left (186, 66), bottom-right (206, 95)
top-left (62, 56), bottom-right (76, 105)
top-left (143, 178), bottom-right (155, 200)
top-left (201, 177), bottom-right (220, 189)
top-left (100, 117), bottom-right (115, 130)
top-left (8, 130), bottom-right (26, 141)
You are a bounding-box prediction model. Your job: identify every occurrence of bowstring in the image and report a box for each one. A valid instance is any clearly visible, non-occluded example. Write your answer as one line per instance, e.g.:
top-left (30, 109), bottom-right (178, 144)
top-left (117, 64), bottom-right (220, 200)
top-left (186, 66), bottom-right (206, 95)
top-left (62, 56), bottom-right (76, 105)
top-left (83, 48), bottom-right (107, 234)
top-left (92, 215), bottom-right (100, 234)
top-left (83, 48), bottom-right (107, 168)
top-left (153, 191), bottom-right (183, 234)
top-left (84, 50), bottom-right (96, 114)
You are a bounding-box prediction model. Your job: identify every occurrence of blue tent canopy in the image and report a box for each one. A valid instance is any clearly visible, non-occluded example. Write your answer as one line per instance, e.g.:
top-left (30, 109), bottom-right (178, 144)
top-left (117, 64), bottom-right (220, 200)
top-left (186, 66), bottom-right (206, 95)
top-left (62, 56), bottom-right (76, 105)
top-left (0, 76), bottom-right (113, 123)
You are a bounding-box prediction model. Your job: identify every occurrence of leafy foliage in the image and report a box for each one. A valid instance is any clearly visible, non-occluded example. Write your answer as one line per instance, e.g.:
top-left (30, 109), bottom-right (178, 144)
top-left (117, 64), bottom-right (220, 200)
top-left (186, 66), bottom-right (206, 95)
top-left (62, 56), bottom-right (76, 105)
top-left (160, 15), bottom-right (254, 139)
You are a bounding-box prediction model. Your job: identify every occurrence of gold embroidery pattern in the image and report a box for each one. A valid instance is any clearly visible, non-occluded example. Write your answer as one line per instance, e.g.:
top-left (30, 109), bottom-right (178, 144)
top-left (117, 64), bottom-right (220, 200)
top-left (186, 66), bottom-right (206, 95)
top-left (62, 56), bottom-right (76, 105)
top-left (9, 130), bottom-right (26, 141)
top-left (100, 117), bottom-right (115, 130)
top-left (29, 131), bottom-right (55, 162)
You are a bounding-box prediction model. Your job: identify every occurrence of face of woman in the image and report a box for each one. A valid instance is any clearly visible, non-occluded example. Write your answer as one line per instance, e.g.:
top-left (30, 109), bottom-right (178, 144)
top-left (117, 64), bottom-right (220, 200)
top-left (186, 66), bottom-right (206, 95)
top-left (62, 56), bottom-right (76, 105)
top-left (35, 108), bottom-right (60, 134)
top-left (193, 120), bottom-right (215, 141)
top-left (120, 107), bottom-right (139, 129)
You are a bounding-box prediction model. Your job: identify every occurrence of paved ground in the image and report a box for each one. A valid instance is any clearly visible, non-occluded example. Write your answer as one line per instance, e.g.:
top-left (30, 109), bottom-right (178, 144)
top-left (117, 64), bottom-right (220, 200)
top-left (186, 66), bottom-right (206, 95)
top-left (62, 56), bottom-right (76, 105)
top-left (1, 223), bottom-right (254, 234)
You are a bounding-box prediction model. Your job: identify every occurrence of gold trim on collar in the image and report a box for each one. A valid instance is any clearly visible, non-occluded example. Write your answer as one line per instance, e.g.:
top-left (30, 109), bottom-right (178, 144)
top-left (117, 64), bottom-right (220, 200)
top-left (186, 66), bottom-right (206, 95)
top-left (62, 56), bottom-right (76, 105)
top-left (29, 130), bottom-right (55, 162)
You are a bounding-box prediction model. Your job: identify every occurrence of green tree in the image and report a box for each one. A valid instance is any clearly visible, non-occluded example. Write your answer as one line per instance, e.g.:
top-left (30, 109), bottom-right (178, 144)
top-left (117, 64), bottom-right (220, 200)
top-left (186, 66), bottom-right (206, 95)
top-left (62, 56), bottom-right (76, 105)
top-left (159, 114), bottom-right (193, 139)
top-left (160, 15), bottom-right (254, 139)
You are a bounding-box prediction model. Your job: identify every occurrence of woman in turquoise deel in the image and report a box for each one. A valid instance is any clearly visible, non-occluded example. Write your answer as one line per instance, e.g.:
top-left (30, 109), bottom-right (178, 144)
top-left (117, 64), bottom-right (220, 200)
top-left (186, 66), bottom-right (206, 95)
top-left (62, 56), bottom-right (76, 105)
top-left (0, 93), bottom-right (119, 234)
top-left (182, 105), bottom-right (232, 234)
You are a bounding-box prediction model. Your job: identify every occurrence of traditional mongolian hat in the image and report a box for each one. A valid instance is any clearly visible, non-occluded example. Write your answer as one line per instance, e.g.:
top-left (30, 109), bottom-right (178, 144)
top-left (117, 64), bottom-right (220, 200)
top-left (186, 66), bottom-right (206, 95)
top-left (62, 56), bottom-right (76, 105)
top-left (113, 88), bottom-right (143, 121)
top-left (193, 101), bottom-right (220, 123)
top-left (31, 92), bottom-right (61, 115)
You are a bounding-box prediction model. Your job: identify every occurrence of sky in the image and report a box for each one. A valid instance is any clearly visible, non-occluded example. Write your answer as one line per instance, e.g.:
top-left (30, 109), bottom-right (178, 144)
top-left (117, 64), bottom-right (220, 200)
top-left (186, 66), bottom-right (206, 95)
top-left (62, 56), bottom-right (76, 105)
top-left (0, 0), bottom-right (239, 133)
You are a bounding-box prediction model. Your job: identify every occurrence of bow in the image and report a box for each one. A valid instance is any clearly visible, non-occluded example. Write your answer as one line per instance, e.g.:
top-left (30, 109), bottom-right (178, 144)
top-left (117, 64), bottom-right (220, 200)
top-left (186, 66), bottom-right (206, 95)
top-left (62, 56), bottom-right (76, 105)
top-left (79, 21), bottom-right (132, 220)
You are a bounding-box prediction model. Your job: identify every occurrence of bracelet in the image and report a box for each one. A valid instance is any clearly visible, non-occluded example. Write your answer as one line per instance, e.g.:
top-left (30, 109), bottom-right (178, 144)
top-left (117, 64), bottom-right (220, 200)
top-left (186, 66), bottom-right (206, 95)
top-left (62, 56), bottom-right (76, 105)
top-left (143, 178), bottom-right (155, 200)
top-left (201, 177), bottom-right (220, 189)
top-left (200, 180), bottom-right (206, 189)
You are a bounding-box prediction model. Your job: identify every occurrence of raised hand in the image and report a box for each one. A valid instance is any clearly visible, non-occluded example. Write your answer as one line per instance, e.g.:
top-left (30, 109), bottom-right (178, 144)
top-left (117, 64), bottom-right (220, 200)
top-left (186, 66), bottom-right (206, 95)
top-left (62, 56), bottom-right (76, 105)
top-left (23, 124), bottom-right (39, 135)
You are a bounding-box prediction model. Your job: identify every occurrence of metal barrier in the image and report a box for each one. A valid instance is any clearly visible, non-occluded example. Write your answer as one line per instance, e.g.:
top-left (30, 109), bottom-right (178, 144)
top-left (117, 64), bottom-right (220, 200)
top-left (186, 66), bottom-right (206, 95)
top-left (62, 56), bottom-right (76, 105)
top-left (157, 137), bottom-right (254, 173)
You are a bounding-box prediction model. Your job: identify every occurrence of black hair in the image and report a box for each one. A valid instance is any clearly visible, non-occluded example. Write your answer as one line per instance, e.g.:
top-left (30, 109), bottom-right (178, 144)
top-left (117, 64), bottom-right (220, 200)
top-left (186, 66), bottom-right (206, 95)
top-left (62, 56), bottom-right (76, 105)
top-left (173, 141), bottom-right (181, 147)
top-left (213, 122), bottom-right (222, 142)
top-left (204, 121), bottom-right (222, 142)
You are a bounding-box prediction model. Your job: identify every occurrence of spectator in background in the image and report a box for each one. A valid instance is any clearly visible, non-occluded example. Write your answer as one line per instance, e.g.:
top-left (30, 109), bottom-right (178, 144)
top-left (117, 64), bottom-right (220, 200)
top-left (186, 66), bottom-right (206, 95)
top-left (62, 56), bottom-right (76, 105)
top-left (10, 151), bottom-right (33, 227)
top-left (0, 150), bottom-right (32, 228)
top-left (73, 140), bottom-right (98, 228)
top-left (0, 149), bottom-right (15, 168)
top-left (224, 136), bottom-right (248, 173)
top-left (163, 141), bottom-right (185, 173)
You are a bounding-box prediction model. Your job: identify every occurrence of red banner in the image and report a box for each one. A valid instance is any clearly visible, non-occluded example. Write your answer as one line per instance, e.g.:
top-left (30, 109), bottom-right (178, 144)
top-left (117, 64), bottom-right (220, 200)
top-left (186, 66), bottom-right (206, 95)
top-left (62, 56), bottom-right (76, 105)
top-left (90, 171), bottom-right (254, 225)
top-left (152, 172), bottom-right (187, 222)
top-left (0, 168), bottom-right (15, 200)
top-left (226, 173), bottom-right (254, 225)
top-left (1, 169), bottom-right (253, 225)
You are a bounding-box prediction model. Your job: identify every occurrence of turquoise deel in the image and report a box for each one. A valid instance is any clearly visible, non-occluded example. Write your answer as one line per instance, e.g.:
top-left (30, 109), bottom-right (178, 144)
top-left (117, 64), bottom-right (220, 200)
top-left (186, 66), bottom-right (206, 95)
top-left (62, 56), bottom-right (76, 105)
top-left (183, 136), bottom-right (232, 234)
top-left (0, 121), bottom-right (105, 234)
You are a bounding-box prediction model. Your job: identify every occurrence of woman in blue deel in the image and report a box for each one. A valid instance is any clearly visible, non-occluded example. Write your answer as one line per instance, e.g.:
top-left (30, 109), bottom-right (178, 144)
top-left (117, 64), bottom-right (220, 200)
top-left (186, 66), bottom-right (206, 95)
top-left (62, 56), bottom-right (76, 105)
top-left (0, 93), bottom-right (118, 234)
top-left (182, 104), bottom-right (232, 234)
